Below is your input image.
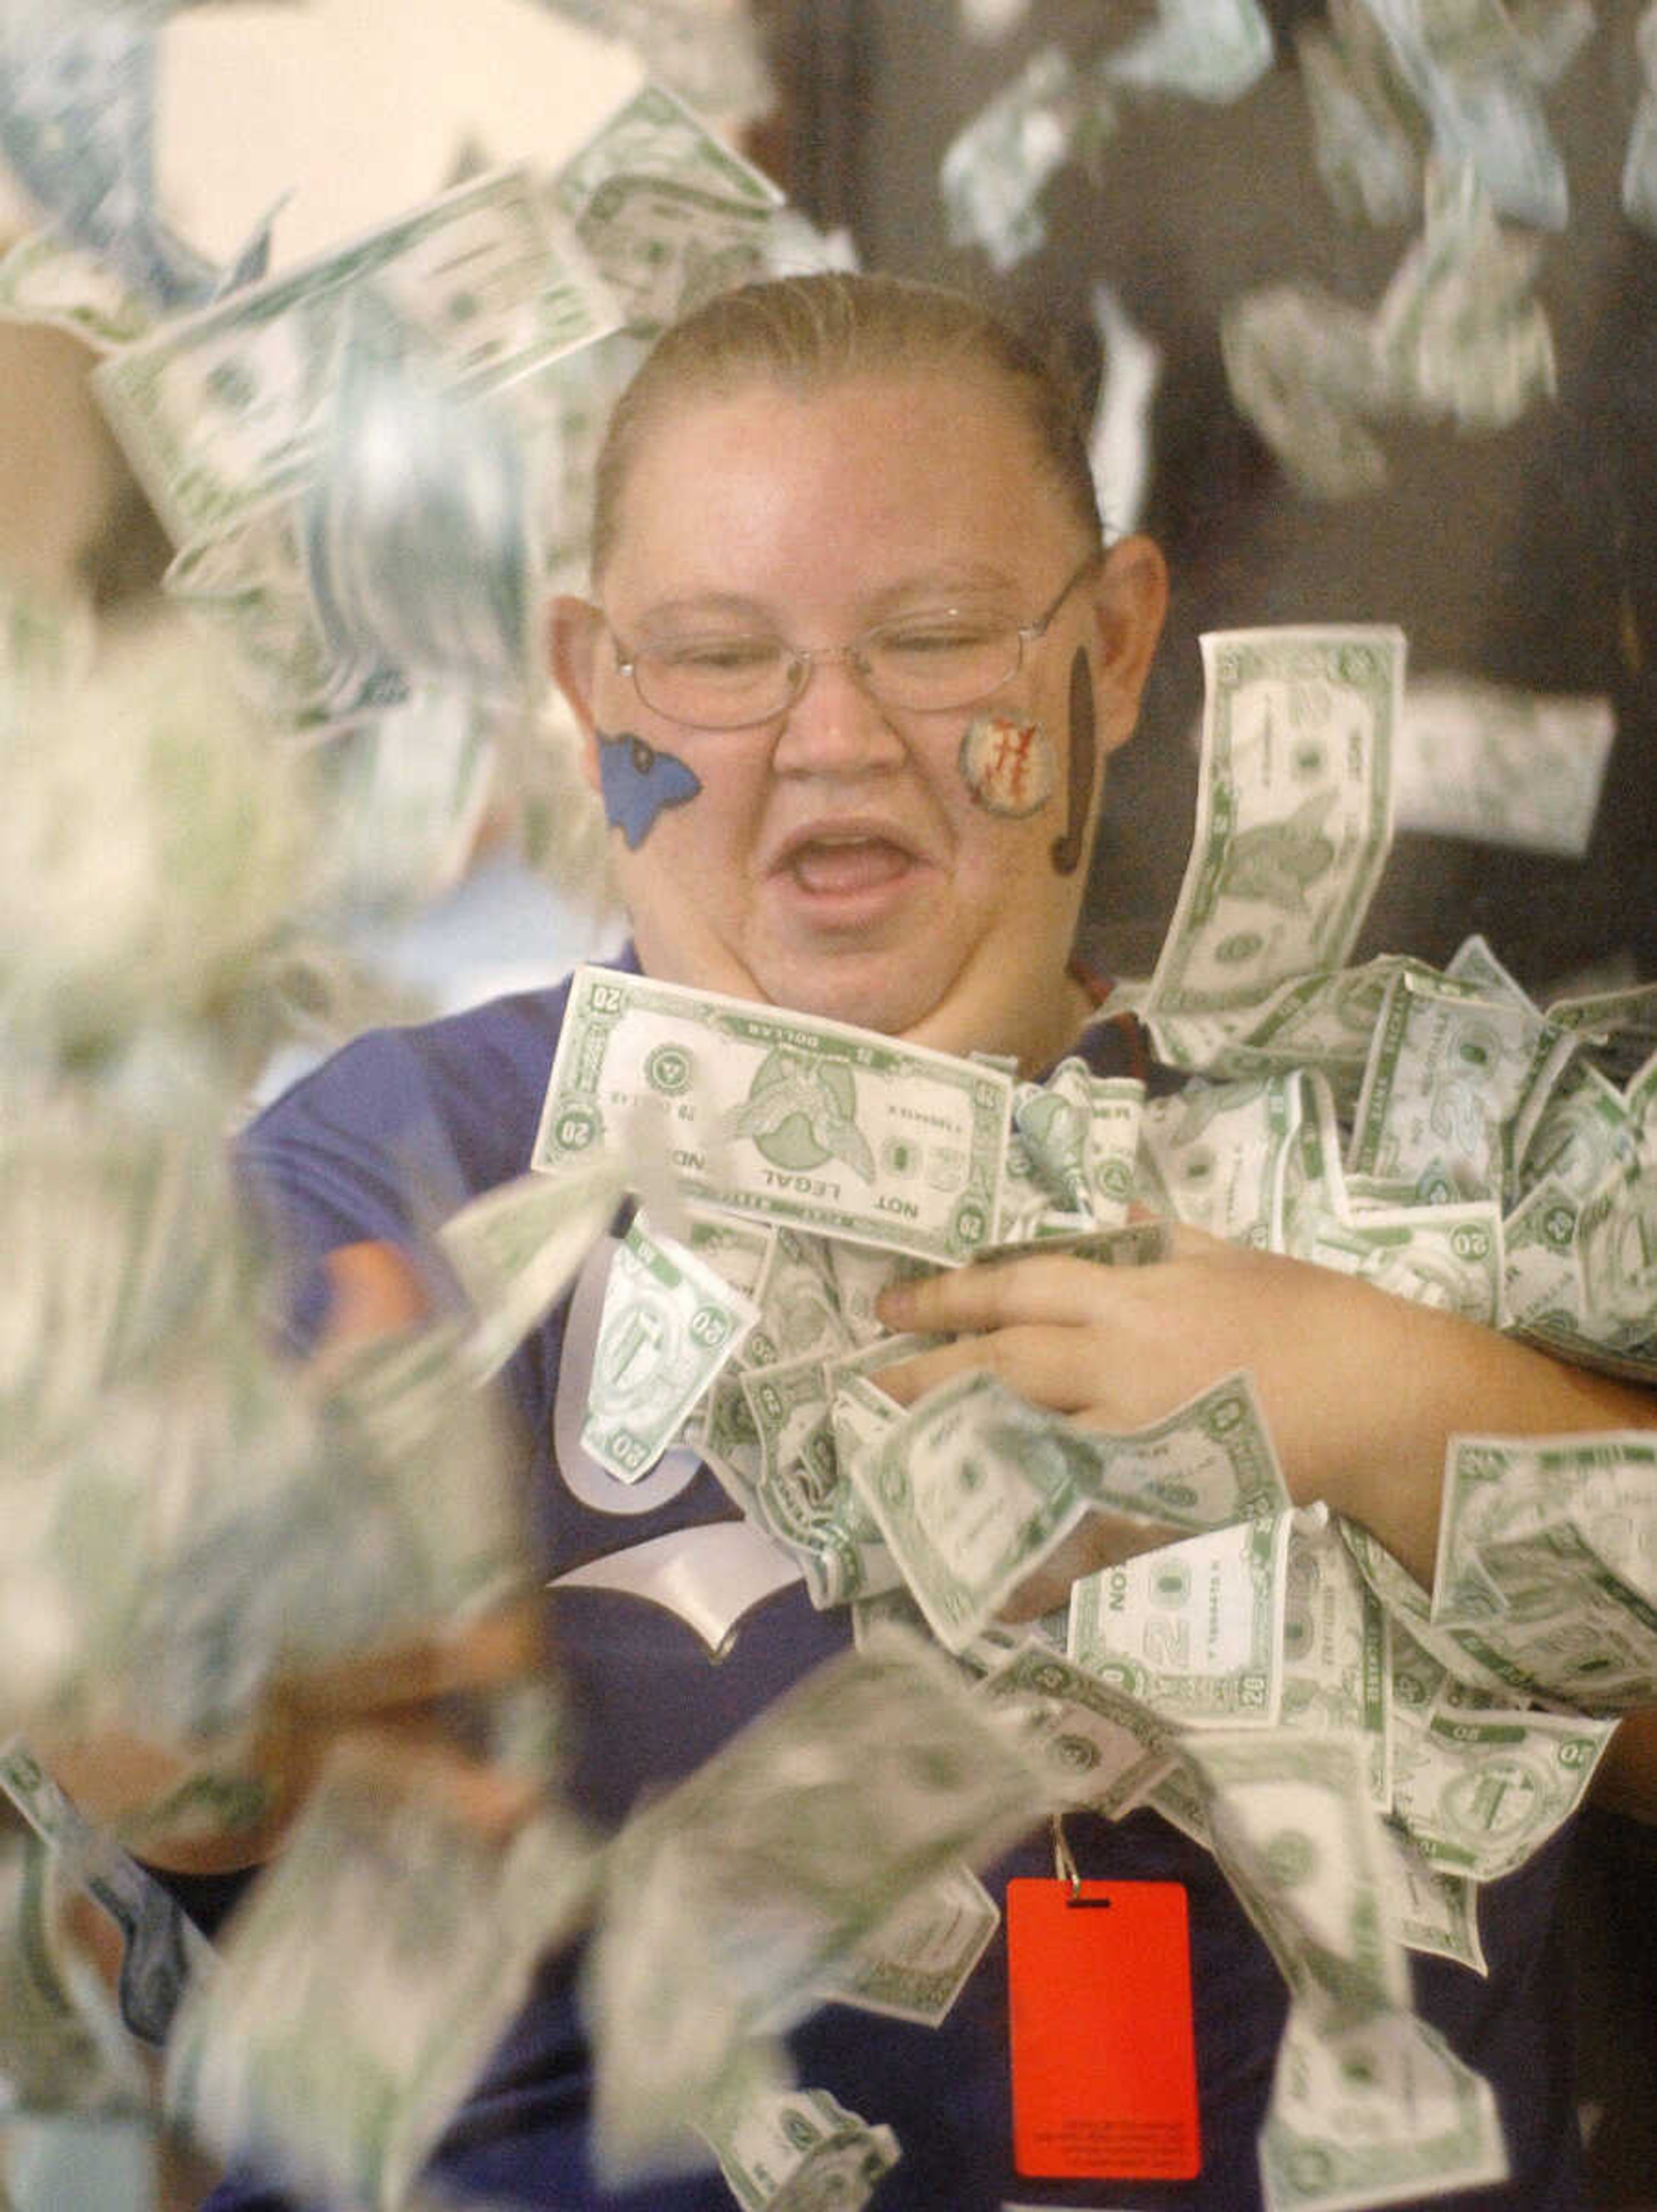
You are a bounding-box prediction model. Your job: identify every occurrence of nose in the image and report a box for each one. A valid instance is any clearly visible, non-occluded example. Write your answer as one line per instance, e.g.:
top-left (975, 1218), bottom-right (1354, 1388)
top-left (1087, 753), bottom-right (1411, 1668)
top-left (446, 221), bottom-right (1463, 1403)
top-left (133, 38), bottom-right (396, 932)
top-left (769, 646), bottom-right (906, 776)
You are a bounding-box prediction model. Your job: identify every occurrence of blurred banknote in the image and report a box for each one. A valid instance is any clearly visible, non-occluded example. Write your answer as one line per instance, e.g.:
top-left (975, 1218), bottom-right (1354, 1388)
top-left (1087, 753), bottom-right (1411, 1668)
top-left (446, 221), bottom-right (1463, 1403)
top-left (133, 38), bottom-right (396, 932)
top-left (95, 166), bottom-right (616, 549)
top-left (0, 225), bottom-right (154, 350)
top-left (166, 1743), bottom-right (596, 2211)
top-left (585, 1631), bottom-right (1048, 2177)
top-left (1393, 677), bottom-right (1614, 856)
top-left (551, 79), bottom-right (781, 334)
top-left (1224, 163), bottom-right (1554, 497)
top-left (537, 1), bottom-right (775, 123)
top-left (698, 2063), bottom-right (899, 2212)
top-left (1259, 2002), bottom-right (1507, 2211)
top-left (1104, 0), bottom-right (1274, 102)
top-left (301, 286), bottom-right (541, 704)
top-left (940, 46), bottom-right (1092, 273)
top-left (1359, 0), bottom-right (1573, 229)
top-left (0, 1829), bottom-right (148, 2117)
top-left (0, 0), bottom-right (271, 310)
top-left (1295, 8), bottom-right (1422, 225)
top-left (1624, 3), bottom-right (1657, 234)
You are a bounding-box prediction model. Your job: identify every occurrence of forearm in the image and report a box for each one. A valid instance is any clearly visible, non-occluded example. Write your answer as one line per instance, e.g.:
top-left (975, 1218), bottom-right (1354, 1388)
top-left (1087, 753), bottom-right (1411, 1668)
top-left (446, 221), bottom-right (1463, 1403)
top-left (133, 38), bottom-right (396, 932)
top-left (1304, 1280), bottom-right (1654, 1589)
top-left (1594, 1705), bottom-right (1657, 1823)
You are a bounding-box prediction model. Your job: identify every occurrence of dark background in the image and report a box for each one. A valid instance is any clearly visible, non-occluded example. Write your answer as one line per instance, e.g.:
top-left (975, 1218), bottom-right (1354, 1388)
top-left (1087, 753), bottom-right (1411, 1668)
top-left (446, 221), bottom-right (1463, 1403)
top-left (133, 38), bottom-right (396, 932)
top-left (758, 0), bottom-right (1657, 996)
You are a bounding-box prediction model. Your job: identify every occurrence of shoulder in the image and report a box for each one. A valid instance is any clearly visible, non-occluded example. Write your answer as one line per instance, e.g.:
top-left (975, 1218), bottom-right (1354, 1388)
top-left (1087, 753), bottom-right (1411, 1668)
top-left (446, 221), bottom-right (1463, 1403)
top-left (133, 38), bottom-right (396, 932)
top-left (245, 946), bottom-right (642, 1194)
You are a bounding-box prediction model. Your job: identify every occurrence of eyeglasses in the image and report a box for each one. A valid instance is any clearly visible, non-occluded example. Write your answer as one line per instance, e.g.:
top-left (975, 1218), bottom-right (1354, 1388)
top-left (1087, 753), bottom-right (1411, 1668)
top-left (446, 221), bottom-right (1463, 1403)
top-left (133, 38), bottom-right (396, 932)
top-left (599, 551), bottom-right (1101, 732)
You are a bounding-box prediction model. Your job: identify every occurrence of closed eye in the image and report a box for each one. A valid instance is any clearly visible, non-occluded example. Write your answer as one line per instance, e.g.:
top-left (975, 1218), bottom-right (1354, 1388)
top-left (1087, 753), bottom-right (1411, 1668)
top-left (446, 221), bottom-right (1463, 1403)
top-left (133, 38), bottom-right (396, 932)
top-left (654, 636), bottom-right (783, 674)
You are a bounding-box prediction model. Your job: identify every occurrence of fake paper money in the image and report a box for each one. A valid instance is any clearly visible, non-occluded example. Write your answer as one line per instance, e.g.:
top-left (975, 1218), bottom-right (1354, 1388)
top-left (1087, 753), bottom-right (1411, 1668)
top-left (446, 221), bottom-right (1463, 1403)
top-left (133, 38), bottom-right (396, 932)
top-left (1104, 0), bottom-right (1274, 103)
top-left (1143, 628), bottom-right (1400, 1061)
top-left (1222, 281), bottom-right (1392, 501)
top-left (1377, 1817), bottom-right (1486, 1973)
top-left (1136, 1073), bottom-right (1307, 1245)
top-left (940, 46), bottom-right (1090, 273)
top-left (1259, 2002), bottom-right (1507, 2212)
top-left (1011, 1061), bottom-right (1142, 1225)
top-left (95, 166), bottom-right (616, 548)
top-left (1544, 979), bottom-right (1657, 1090)
top-left (1388, 1704), bottom-right (1613, 1881)
top-left (534, 967), bottom-right (1010, 1264)
top-left (810, 1860), bottom-right (998, 2028)
top-left (0, 225), bottom-right (154, 350)
top-left (300, 286), bottom-right (542, 706)
top-left (843, 1366), bottom-right (1287, 1653)
top-left (0, 0), bottom-right (270, 312)
top-left (438, 1156), bottom-right (627, 1382)
top-left (165, 1746), bottom-right (597, 2212)
top-left (1361, 0), bottom-right (1571, 230)
top-left (1295, 15), bottom-right (1421, 227)
top-left (839, 1370), bottom-right (1097, 1648)
top-left (699, 2069), bottom-right (899, 2212)
top-left (538, 1), bottom-right (775, 126)
top-left (584, 1213), bottom-right (759, 1479)
top-left (0, 1741), bottom-right (212, 2048)
top-left (1068, 1515), bottom-right (1291, 1726)
top-left (0, 1830), bottom-right (148, 2117)
top-left (1300, 1198), bottom-right (1502, 1324)
top-left (1393, 678), bottom-right (1615, 857)
top-left (974, 1640), bottom-right (1175, 1815)
top-left (1182, 1731), bottom-right (1406, 2028)
top-left (1279, 1513), bottom-right (1392, 1809)
top-left (1347, 966), bottom-right (1576, 1203)
top-left (1430, 1431), bottom-right (1657, 1709)
top-left (1624, 3), bottom-right (1657, 235)
top-left (585, 1631), bottom-right (1049, 2177)
top-left (551, 79), bottom-right (781, 335)
top-left (1223, 165), bottom-right (1556, 496)
top-left (0, 624), bottom-right (312, 1053)
top-left (312, 692), bottom-right (498, 901)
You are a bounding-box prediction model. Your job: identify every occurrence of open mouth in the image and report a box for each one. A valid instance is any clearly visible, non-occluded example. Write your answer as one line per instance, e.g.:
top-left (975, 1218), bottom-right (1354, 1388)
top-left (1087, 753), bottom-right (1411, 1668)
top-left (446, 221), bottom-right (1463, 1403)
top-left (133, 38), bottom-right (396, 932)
top-left (785, 835), bottom-right (915, 896)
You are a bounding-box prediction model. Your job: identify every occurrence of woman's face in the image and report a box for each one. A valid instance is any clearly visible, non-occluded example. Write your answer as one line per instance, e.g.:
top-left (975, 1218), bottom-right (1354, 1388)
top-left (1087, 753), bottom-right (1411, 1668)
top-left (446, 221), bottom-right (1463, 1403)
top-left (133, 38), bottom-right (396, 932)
top-left (554, 368), bottom-right (1165, 1070)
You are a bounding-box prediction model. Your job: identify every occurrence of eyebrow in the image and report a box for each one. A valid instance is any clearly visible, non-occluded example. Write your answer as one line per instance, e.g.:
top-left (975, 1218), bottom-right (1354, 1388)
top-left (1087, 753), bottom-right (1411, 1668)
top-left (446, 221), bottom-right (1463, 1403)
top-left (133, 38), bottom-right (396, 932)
top-left (628, 566), bottom-right (1024, 633)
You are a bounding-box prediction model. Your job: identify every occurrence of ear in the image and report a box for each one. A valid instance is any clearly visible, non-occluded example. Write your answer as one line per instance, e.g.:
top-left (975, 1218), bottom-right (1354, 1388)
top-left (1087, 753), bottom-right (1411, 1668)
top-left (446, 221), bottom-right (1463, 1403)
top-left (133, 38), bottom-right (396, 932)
top-left (548, 594), bottom-right (605, 791)
top-left (1086, 534), bottom-right (1167, 757)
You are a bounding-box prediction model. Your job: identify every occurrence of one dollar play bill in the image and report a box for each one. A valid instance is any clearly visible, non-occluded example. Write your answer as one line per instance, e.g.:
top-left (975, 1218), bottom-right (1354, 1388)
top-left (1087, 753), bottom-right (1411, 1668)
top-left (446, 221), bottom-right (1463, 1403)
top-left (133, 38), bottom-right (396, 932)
top-left (533, 968), bottom-right (1011, 1264)
top-left (1145, 627), bottom-right (1402, 1056)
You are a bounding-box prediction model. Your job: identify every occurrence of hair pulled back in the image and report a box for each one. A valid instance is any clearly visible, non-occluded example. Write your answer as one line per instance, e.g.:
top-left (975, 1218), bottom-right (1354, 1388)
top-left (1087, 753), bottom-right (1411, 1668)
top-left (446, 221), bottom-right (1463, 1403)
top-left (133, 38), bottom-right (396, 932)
top-left (589, 272), bottom-right (1103, 580)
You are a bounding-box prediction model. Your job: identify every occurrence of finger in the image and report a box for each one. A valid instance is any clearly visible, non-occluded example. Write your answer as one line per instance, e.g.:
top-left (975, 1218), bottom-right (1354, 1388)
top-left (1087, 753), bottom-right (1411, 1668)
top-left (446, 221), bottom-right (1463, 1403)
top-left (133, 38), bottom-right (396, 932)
top-left (877, 1254), bottom-right (1121, 1337)
top-left (870, 1325), bottom-right (1103, 1416)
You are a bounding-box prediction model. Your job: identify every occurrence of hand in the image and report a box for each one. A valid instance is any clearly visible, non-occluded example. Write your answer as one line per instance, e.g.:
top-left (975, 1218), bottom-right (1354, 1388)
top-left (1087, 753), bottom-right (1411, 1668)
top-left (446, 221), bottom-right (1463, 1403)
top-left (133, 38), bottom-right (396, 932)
top-left (874, 1223), bottom-right (1652, 1591)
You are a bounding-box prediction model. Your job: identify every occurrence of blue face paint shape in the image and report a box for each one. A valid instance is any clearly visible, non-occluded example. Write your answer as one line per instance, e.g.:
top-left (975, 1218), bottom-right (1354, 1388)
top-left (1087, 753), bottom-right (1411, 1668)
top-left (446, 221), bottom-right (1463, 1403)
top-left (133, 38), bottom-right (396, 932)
top-left (596, 730), bottom-right (702, 850)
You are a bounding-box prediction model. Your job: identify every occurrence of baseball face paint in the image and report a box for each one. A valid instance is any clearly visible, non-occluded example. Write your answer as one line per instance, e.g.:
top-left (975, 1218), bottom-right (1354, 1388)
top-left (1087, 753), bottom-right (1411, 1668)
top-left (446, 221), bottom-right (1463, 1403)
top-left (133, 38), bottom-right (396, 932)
top-left (1049, 647), bottom-right (1096, 877)
top-left (958, 713), bottom-right (1056, 818)
top-left (596, 729), bottom-right (702, 850)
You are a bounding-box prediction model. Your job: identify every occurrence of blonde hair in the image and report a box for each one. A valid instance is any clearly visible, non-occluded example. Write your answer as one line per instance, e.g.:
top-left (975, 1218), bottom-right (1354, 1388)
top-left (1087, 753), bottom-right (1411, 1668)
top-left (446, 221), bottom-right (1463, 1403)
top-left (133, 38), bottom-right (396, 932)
top-left (590, 272), bottom-right (1103, 580)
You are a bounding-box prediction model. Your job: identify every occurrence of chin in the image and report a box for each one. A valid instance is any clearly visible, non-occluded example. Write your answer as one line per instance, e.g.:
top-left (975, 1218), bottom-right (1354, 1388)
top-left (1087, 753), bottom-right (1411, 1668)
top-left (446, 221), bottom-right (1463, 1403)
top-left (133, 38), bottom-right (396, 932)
top-left (754, 952), bottom-right (945, 1040)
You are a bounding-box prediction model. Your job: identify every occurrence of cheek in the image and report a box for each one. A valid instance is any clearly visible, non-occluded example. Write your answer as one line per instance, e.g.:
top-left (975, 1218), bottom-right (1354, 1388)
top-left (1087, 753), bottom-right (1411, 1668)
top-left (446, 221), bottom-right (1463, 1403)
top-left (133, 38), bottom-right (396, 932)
top-left (594, 729), bottom-right (702, 850)
top-left (956, 713), bottom-right (1058, 818)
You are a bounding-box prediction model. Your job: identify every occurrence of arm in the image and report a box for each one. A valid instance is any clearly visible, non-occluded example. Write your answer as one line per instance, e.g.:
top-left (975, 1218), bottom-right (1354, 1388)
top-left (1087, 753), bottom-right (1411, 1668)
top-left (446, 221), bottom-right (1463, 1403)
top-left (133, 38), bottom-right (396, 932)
top-left (46, 1241), bottom-right (536, 1874)
top-left (874, 1225), bottom-right (1652, 1592)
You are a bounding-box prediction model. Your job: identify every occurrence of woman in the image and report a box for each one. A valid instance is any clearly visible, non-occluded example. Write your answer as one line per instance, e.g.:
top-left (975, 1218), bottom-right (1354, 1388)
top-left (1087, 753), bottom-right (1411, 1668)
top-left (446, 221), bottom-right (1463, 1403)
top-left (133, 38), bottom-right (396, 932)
top-left (217, 273), bottom-right (1651, 2209)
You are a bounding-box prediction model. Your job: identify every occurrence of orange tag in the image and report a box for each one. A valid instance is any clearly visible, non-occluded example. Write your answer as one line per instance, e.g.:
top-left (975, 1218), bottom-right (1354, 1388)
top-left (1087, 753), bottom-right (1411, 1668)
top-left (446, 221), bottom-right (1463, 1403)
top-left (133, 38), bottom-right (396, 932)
top-left (1005, 1878), bottom-right (1201, 2180)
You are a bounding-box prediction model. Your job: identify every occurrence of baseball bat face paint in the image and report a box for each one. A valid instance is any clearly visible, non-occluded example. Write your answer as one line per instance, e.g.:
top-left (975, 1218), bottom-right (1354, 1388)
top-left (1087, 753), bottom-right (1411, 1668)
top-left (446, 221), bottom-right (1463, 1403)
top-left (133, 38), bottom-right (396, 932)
top-left (958, 713), bottom-right (1056, 817)
top-left (1049, 647), bottom-right (1096, 877)
top-left (596, 729), bottom-right (702, 850)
